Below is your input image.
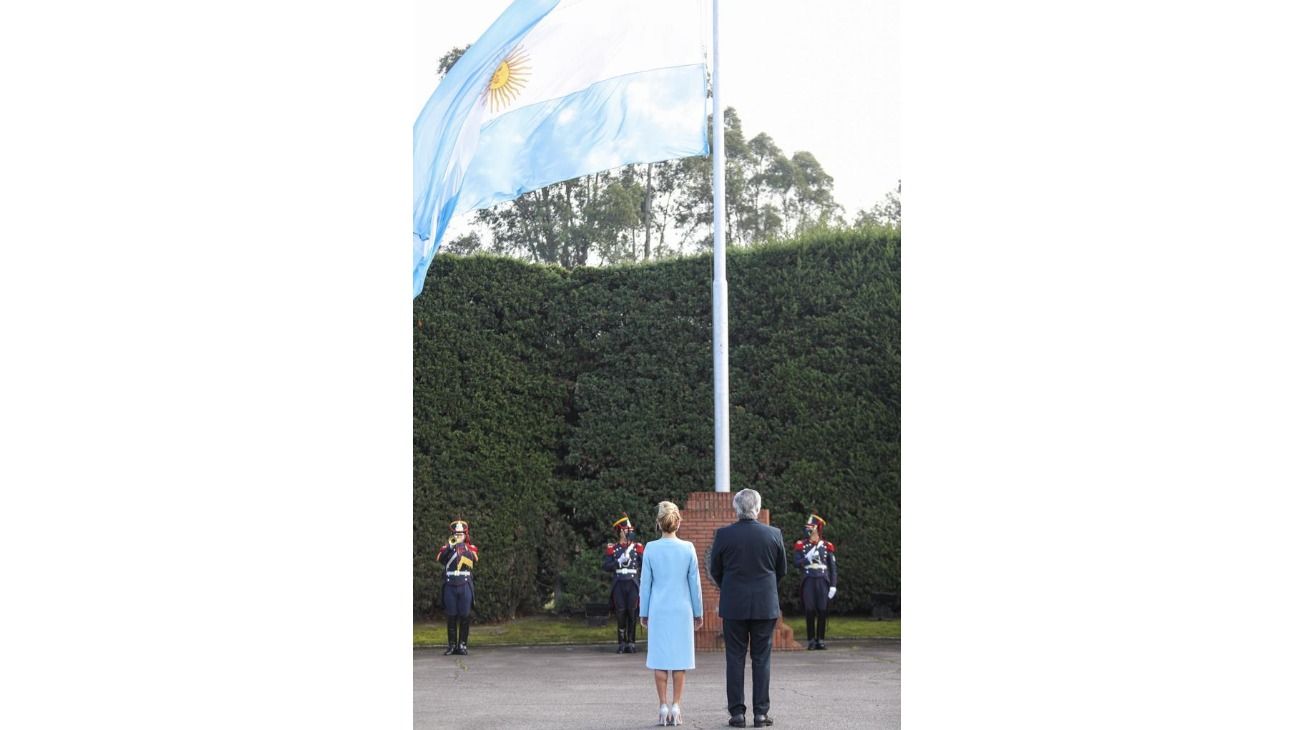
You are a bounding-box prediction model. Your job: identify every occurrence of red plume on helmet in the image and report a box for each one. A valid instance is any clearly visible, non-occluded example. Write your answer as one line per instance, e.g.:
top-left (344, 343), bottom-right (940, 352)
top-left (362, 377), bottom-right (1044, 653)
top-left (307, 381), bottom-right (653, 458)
top-left (612, 513), bottom-right (634, 533)
top-left (449, 519), bottom-right (472, 545)
top-left (805, 513), bottom-right (827, 534)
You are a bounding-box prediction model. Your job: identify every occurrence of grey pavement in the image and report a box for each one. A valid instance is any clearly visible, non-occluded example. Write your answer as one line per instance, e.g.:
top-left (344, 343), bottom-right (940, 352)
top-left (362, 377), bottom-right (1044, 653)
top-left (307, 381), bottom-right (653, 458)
top-left (415, 639), bottom-right (900, 730)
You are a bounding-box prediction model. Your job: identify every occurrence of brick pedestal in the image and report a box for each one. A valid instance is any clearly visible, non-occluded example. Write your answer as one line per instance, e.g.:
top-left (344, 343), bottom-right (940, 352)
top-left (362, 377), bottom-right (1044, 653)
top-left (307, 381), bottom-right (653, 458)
top-left (676, 491), bottom-right (801, 651)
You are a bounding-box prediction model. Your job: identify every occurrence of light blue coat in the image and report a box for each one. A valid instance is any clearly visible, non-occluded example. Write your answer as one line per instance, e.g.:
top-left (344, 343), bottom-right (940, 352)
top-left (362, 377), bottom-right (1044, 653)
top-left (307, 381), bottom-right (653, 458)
top-left (639, 536), bottom-right (703, 670)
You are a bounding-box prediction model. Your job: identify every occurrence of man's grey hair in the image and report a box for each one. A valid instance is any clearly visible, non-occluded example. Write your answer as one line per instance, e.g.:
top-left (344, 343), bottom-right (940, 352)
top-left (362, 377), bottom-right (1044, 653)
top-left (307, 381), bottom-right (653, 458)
top-left (733, 488), bottom-right (761, 520)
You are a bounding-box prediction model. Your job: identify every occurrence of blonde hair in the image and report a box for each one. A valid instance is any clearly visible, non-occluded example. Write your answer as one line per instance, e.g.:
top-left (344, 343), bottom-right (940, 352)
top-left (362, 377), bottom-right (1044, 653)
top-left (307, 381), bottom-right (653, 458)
top-left (656, 501), bottom-right (681, 534)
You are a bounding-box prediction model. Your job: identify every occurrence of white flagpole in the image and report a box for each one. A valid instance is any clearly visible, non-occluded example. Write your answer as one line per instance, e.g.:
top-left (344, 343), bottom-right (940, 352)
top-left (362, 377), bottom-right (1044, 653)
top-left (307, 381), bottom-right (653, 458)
top-left (712, 0), bottom-right (730, 493)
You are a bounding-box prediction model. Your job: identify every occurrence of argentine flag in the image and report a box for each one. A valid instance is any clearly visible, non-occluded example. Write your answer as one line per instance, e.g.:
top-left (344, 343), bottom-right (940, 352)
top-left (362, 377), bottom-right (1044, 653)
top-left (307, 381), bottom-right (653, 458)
top-left (413, 0), bottom-right (710, 297)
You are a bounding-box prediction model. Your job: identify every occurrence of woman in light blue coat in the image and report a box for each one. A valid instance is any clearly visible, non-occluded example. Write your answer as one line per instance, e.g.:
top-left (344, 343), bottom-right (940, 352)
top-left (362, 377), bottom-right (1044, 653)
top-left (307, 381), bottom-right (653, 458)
top-left (639, 501), bottom-right (704, 726)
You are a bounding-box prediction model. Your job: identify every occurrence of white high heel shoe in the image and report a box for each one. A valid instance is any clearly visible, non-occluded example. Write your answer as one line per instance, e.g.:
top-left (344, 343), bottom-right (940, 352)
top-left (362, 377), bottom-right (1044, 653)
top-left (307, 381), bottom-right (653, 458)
top-left (657, 704), bottom-right (670, 726)
top-left (669, 703), bottom-right (683, 726)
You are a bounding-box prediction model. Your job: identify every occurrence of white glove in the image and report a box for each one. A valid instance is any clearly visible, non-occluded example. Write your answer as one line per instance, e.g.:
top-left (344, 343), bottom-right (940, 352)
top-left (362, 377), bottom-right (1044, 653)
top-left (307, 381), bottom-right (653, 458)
top-left (828, 587), bottom-right (837, 600)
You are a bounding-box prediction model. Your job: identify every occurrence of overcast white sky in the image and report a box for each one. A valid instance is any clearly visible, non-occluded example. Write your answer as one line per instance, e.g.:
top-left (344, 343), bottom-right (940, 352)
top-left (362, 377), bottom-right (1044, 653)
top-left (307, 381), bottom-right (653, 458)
top-left (415, 0), bottom-right (900, 217)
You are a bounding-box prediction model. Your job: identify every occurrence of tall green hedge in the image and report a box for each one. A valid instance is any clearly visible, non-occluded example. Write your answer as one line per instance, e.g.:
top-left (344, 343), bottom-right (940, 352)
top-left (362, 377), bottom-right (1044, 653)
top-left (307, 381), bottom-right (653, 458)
top-left (414, 228), bottom-right (899, 621)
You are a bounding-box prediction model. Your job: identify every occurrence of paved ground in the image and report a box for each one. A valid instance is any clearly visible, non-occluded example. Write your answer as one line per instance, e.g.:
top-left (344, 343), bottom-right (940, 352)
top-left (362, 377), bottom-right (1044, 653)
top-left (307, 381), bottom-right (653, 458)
top-left (415, 639), bottom-right (900, 730)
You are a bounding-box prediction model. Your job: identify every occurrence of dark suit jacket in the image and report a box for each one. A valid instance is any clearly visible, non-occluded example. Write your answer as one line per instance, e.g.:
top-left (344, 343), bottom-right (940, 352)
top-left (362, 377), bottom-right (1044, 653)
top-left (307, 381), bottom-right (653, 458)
top-left (709, 517), bottom-right (787, 620)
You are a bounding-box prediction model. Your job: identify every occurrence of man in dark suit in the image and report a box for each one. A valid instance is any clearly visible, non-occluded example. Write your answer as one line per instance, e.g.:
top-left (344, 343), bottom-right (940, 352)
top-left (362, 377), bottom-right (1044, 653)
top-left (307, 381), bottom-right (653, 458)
top-left (709, 488), bottom-right (787, 728)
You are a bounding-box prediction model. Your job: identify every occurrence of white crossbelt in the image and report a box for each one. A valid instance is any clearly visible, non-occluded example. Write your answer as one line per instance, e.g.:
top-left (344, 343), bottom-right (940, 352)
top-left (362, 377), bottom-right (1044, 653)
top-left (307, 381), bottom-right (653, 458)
top-left (805, 564), bottom-right (828, 570)
top-left (446, 570), bottom-right (472, 576)
top-left (615, 568), bottom-right (638, 575)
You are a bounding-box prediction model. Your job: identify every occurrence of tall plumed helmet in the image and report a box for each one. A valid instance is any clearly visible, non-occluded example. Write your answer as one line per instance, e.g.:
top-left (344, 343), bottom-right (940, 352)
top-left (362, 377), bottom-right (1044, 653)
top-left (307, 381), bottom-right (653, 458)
top-left (612, 513), bottom-right (634, 533)
top-left (805, 514), bottom-right (827, 533)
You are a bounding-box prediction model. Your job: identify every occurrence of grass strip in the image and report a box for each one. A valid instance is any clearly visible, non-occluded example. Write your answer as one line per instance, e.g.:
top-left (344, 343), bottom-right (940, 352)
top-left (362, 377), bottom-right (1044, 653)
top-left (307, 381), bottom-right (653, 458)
top-left (415, 615), bottom-right (899, 647)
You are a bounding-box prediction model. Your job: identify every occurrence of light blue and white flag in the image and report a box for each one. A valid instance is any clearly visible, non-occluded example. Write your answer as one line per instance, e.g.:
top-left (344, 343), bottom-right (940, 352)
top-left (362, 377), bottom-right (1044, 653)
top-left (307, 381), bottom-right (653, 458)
top-left (413, 0), bottom-right (709, 297)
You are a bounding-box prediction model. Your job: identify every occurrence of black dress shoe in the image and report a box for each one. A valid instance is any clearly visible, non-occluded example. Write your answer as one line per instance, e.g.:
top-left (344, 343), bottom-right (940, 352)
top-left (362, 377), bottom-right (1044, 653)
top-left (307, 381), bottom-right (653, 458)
top-left (453, 643), bottom-right (468, 655)
top-left (729, 715), bottom-right (746, 727)
top-left (815, 640), bottom-right (827, 650)
top-left (807, 640), bottom-right (816, 650)
top-left (615, 643), bottom-right (625, 654)
top-left (753, 714), bottom-right (773, 726)
top-left (443, 646), bottom-right (456, 656)
top-left (627, 643), bottom-right (637, 653)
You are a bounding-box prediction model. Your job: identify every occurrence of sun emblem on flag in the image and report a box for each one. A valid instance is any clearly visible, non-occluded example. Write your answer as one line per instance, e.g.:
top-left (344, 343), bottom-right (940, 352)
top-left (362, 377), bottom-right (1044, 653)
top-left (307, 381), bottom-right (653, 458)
top-left (486, 46), bottom-right (531, 113)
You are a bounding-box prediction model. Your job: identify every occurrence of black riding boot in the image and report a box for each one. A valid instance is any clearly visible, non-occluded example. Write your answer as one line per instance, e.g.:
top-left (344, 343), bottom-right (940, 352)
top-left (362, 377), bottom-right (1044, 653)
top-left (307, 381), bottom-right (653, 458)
top-left (626, 611), bottom-right (637, 653)
top-left (806, 611), bottom-right (817, 648)
top-left (444, 616), bottom-right (457, 655)
top-left (815, 611), bottom-right (828, 649)
top-left (457, 617), bottom-right (471, 654)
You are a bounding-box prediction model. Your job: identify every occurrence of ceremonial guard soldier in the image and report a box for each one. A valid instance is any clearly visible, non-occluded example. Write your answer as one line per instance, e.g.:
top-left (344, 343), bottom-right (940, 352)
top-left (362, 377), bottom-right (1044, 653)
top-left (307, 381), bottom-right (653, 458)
top-left (794, 513), bottom-right (838, 650)
top-left (436, 519), bottom-right (479, 656)
top-left (602, 513), bottom-right (645, 654)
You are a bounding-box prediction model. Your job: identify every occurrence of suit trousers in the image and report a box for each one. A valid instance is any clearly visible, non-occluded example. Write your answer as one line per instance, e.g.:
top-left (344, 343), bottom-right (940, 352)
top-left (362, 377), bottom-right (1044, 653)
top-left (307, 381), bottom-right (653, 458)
top-left (723, 618), bottom-right (776, 717)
